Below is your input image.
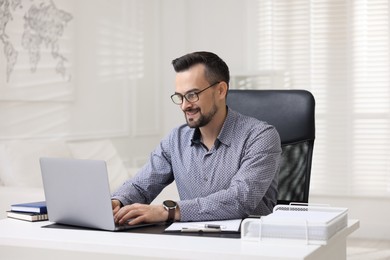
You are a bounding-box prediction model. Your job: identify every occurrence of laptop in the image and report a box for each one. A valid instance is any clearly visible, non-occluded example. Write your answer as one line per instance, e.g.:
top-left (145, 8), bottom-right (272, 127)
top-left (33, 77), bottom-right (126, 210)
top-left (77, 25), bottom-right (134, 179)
top-left (40, 157), bottom-right (153, 231)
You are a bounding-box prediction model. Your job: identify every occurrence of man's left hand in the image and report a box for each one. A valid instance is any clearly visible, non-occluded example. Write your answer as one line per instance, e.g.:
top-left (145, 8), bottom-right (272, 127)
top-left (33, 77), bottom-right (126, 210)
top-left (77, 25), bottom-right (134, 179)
top-left (113, 203), bottom-right (168, 225)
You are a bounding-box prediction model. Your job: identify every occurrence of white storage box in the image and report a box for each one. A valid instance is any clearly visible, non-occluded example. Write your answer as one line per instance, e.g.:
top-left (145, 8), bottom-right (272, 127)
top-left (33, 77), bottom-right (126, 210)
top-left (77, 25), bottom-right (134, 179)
top-left (241, 204), bottom-right (348, 245)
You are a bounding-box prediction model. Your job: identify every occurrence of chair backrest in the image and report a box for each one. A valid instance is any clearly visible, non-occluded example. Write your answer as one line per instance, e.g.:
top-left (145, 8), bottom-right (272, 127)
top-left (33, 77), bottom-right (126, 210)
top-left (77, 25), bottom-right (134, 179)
top-left (226, 89), bottom-right (315, 205)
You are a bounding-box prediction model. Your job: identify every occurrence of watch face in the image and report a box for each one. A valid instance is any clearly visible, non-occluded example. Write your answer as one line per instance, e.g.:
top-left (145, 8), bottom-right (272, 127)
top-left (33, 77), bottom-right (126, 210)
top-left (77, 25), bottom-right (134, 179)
top-left (163, 200), bottom-right (176, 208)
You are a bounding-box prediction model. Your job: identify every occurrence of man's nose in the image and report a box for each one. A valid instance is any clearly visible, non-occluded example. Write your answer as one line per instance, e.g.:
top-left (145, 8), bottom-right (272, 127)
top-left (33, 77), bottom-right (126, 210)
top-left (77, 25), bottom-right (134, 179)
top-left (181, 98), bottom-right (192, 110)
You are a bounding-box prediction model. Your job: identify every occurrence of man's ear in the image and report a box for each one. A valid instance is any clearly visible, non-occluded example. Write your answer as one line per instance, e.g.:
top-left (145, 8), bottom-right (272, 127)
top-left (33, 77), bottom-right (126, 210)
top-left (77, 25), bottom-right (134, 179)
top-left (217, 81), bottom-right (228, 98)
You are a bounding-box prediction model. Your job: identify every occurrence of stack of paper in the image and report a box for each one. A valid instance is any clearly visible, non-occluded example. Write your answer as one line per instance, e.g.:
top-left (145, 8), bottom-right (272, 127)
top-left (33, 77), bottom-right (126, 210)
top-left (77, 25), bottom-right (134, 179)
top-left (241, 205), bottom-right (348, 244)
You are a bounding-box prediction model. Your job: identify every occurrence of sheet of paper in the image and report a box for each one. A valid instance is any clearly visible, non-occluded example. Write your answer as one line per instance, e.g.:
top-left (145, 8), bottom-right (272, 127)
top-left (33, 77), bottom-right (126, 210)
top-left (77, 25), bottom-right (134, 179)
top-left (270, 210), bottom-right (342, 223)
top-left (165, 219), bottom-right (242, 232)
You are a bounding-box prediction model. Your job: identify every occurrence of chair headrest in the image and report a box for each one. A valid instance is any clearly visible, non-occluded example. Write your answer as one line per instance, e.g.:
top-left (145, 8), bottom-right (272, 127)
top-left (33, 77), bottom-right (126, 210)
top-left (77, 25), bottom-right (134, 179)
top-left (226, 89), bottom-right (315, 144)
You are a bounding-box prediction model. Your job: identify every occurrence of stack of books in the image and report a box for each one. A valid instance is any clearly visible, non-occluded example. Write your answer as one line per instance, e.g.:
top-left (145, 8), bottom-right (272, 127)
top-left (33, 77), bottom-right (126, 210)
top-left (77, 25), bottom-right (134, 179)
top-left (7, 201), bottom-right (48, 222)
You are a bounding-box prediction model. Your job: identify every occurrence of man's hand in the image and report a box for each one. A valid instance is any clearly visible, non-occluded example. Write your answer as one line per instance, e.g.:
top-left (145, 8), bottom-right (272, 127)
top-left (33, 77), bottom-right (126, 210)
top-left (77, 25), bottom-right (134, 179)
top-left (112, 199), bottom-right (122, 215)
top-left (114, 203), bottom-right (169, 225)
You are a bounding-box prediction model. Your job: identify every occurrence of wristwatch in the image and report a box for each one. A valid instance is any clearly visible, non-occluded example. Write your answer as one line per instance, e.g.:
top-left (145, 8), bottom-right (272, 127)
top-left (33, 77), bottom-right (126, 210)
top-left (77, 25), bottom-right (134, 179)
top-left (163, 200), bottom-right (177, 223)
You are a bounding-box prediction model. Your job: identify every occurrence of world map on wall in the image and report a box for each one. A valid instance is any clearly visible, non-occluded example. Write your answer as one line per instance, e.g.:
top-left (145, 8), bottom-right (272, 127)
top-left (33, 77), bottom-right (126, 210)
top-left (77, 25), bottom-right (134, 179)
top-left (0, 0), bottom-right (73, 82)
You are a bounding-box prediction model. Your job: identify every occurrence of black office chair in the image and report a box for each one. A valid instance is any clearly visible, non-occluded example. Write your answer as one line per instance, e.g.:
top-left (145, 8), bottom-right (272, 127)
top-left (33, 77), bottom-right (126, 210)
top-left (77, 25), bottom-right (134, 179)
top-left (226, 89), bottom-right (315, 205)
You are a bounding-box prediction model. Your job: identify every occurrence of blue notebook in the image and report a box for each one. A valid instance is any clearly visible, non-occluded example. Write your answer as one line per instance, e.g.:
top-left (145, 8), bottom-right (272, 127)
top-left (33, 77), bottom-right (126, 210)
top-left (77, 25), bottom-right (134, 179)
top-left (11, 201), bottom-right (47, 214)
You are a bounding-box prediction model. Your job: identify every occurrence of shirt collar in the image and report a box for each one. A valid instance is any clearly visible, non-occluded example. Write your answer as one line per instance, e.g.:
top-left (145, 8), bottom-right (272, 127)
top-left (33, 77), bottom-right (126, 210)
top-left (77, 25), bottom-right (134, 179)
top-left (190, 107), bottom-right (236, 147)
top-left (191, 128), bottom-right (202, 146)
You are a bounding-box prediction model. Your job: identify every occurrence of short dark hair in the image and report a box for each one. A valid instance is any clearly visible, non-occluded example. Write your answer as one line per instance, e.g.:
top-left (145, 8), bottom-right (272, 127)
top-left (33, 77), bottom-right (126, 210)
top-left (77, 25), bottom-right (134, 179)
top-left (172, 51), bottom-right (230, 87)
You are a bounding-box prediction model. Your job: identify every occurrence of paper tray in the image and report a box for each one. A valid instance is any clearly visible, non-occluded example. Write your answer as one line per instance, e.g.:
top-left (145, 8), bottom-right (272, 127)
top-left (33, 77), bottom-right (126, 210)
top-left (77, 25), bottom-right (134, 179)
top-left (241, 204), bottom-right (348, 245)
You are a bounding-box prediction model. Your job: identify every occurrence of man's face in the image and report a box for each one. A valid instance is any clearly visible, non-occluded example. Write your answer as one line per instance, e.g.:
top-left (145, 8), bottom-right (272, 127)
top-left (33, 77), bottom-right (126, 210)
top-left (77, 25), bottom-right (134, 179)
top-left (174, 64), bottom-right (218, 128)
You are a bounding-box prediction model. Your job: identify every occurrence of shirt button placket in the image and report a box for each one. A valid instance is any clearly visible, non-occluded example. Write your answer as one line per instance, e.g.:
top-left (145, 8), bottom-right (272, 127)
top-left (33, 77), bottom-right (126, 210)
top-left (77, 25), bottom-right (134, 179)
top-left (203, 152), bottom-right (213, 183)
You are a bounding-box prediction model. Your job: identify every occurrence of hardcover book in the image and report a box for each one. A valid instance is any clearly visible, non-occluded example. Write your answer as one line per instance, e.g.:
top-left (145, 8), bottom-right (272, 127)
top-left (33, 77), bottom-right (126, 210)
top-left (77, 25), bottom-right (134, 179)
top-left (7, 211), bottom-right (49, 222)
top-left (10, 201), bottom-right (47, 214)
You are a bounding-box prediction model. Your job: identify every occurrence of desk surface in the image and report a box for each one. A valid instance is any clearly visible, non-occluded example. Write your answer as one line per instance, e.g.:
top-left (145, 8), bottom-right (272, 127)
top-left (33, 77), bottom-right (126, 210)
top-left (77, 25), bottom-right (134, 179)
top-left (0, 218), bottom-right (359, 260)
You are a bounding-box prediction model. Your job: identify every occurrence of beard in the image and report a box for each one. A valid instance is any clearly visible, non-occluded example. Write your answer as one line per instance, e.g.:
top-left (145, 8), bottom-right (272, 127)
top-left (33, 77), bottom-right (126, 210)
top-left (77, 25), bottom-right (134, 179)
top-left (184, 103), bottom-right (218, 128)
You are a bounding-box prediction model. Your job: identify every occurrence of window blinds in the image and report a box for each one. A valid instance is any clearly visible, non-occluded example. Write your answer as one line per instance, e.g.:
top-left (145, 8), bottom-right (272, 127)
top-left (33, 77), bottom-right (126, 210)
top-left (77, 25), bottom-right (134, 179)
top-left (254, 0), bottom-right (390, 197)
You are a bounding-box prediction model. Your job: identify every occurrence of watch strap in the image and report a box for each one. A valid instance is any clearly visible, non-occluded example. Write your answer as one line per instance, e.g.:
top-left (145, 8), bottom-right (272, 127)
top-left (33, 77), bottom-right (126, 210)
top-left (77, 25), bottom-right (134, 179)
top-left (167, 207), bottom-right (175, 222)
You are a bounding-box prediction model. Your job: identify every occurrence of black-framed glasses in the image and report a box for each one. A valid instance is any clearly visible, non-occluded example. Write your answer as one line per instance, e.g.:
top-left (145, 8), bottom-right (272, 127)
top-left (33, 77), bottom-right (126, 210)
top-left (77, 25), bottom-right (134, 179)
top-left (170, 81), bottom-right (220, 105)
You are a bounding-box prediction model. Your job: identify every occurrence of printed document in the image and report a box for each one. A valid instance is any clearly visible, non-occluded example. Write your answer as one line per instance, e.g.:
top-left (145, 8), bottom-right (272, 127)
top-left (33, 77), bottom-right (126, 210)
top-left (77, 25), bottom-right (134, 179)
top-left (165, 219), bottom-right (242, 232)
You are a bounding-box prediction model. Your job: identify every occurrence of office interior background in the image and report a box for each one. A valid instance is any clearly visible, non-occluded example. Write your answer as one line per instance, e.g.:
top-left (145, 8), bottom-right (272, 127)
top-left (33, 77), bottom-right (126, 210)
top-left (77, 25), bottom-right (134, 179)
top-left (0, 0), bottom-right (389, 241)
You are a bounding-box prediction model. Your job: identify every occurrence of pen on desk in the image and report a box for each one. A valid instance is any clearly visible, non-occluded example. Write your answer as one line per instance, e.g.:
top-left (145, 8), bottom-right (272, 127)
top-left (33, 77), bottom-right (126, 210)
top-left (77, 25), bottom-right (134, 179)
top-left (204, 224), bottom-right (225, 229)
top-left (181, 227), bottom-right (221, 233)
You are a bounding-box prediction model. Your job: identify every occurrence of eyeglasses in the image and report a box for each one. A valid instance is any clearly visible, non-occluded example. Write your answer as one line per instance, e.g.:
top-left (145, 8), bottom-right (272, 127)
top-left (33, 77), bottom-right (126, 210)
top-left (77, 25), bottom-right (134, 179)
top-left (170, 81), bottom-right (220, 105)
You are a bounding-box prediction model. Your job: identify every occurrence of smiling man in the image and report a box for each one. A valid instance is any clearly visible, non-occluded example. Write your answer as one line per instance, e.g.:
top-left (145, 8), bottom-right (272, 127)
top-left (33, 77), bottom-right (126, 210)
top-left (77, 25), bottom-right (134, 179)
top-left (111, 51), bottom-right (282, 225)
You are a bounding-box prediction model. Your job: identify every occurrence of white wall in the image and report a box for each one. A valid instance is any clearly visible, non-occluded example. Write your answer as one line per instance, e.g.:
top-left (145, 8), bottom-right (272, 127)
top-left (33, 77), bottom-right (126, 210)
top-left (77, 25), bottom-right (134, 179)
top-left (0, 0), bottom-right (163, 168)
top-left (111, 0), bottom-right (165, 167)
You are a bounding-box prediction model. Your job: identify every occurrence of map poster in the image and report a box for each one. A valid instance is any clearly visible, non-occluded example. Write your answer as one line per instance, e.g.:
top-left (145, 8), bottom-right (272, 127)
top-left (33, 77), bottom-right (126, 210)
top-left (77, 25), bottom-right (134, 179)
top-left (0, 0), bottom-right (74, 101)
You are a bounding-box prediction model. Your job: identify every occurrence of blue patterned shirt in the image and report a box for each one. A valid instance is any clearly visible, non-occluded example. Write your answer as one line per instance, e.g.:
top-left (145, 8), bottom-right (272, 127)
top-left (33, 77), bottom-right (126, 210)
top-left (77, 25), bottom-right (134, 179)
top-left (112, 108), bottom-right (281, 221)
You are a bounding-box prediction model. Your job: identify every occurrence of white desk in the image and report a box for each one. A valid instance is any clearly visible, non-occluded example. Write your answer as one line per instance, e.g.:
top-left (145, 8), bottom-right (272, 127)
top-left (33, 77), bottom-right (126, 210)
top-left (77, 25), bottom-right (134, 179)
top-left (0, 218), bottom-right (359, 260)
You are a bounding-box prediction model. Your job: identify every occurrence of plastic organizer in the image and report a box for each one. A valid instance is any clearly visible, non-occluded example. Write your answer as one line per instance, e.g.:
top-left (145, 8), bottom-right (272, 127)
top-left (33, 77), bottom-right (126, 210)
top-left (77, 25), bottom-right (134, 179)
top-left (241, 204), bottom-right (348, 245)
